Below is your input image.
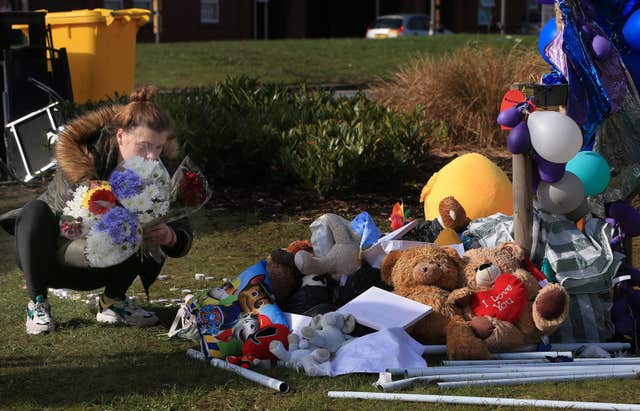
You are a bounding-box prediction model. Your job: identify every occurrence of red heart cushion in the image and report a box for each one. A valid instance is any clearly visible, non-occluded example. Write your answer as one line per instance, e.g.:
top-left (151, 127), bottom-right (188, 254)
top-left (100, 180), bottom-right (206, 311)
top-left (470, 274), bottom-right (527, 323)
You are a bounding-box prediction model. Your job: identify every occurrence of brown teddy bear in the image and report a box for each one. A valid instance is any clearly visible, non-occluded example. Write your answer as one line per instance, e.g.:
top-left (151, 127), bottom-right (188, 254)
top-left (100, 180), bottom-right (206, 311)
top-left (403, 196), bottom-right (471, 246)
top-left (381, 245), bottom-right (465, 345)
top-left (266, 240), bottom-right (313, 303)
top-left (446, 242), bottom-right (570, 360)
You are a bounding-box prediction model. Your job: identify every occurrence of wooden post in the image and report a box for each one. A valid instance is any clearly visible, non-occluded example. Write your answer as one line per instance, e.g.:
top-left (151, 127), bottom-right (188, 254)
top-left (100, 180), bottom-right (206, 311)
top-left (510, 82), bottom-right (568, 256)
top-left (512, 152), bottom-right (533, 255)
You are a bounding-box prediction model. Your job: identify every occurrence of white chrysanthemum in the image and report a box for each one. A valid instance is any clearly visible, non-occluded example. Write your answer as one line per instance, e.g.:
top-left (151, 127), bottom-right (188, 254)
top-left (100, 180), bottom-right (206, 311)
top-left (151, 200), bottom-right (169, 217)
top-left (138, 213), bottom-right (153, 225)
top-left (142, 184), bottom-right (160, 201)
top-left (85, 230), bottom-right (115, 267)
top-left (85, 225), bottom-right (140, 268)
top-left (132, 193), bottom-right (153, 212)
top-left (62, 185), bottom-right (89, 216)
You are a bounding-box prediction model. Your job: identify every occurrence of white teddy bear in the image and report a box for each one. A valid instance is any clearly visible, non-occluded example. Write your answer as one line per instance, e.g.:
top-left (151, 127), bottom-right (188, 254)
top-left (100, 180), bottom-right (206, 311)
top-left (269, 311), bottom-right (357, 376)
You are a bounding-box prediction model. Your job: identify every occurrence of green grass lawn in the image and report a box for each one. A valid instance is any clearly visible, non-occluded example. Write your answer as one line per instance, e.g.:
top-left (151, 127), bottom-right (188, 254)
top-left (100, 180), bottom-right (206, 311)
top-left (135, 34), bottom-right (536, 88)
top-left (2, 186), bottom-right (640, 410)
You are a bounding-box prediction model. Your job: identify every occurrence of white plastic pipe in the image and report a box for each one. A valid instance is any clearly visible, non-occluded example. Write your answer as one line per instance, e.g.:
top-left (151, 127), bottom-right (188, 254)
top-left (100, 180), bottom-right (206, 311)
top-left (437, 371), bottom-right (640, 388)
top-left (441, 358), bottom-right (554, 366)
top-left (403, 363), bottom-right (640, 377)
top-left (442, 356), bottom-right (640, 367)
top-left (421, 342), bottom-right (631, 356)
top-left (488, 351), bottom-right (572, 359)
top-left (186, 349), bottom-right (289, 393)
top-left (378, 367), bottom-right (640, 392)
top-left (328, 391), bottom-right (640, 410)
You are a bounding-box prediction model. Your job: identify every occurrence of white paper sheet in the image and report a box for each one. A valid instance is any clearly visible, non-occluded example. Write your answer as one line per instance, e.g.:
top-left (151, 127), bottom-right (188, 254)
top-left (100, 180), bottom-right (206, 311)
top-left (337, 286), bottom-right (432, 330)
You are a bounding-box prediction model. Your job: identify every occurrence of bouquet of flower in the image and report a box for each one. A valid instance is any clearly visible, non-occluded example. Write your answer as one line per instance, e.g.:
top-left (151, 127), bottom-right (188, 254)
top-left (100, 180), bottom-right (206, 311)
top-left (147, 156), bottom-right (212, 226)
top-left (60, 180), bottom-right (142, 267)
top-left (59, 156), bottom-right (209, 268)
top-left (108, 156), bottom-right (171, 225)
top-left (84, 205), bottom-right (142, 267)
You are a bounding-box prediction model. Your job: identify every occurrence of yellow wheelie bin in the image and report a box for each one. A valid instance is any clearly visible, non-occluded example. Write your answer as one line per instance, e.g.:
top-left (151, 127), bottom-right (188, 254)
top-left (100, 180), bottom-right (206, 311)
top-left (42, 8), bottom-right (150, 103)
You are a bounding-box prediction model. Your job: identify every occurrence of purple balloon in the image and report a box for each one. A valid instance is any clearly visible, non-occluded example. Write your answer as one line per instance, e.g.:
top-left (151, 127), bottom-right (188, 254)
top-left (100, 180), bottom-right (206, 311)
top-left (497, 106), bottom-right (524, 128)
top-left (537, 0), bottom-right (554, 3)
top-left (592, 35), bottom-right (612, 59)
top-left (608, 202), bottom-right (640, 237)
top-left (536, 156), bottom-right (565, 183)
top-left (506, 121), bottom-right (531, 154)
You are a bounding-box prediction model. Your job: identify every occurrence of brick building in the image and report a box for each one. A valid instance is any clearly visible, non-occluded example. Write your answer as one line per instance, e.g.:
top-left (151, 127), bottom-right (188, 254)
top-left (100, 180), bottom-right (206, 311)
top-left (24, 0), bottom-right (543, 42)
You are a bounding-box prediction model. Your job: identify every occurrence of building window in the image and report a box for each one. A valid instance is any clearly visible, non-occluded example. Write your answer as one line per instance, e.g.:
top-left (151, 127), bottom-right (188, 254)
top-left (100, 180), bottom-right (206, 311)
top-left (201, 0), bottom-right (219, 24)
top-left (103, 0), bottom-right (123, 9)
top-left (133, 0), bottom-right (152, 10)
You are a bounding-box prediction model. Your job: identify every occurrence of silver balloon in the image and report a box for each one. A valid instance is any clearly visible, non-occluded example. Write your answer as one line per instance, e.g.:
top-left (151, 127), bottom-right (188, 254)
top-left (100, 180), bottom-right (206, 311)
top-left (565, 198), bottom-right (590, 221)
top-left (528, 111), bottom-right (583, 164)
top-left (537, 171), bottom-right (585, 214)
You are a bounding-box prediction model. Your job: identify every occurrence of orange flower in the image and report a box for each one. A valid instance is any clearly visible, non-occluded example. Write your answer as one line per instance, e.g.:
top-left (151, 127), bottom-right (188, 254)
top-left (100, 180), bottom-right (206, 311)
top-left (86, 187), bottom-right (116, 215)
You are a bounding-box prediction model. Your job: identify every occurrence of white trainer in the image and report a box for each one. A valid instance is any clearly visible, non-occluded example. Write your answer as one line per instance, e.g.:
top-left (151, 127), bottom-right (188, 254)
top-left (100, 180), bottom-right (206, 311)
top-left (96, 296), bottom-right (159, 327)
top-left (26, 295), bottom-right (55, 335)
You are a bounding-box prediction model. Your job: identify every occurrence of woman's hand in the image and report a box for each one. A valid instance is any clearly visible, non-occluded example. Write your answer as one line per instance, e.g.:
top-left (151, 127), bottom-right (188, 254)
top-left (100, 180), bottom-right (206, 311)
top-left (144, 223), bottom-right (177, 247)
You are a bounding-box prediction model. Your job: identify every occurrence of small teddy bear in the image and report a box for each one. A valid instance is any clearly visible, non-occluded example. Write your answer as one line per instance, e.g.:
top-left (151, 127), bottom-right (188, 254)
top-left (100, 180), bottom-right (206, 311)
top-left (446, 242), bottom-right (570, 360)
top-left (403, 196), bottom-right (471, 246)
top-left (380, 244), bottom-right (466, 345)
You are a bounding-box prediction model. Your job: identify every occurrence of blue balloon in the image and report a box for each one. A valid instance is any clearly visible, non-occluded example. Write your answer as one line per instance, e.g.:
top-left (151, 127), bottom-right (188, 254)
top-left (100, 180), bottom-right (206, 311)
top-left (623, 9), bottom-right (640, 53)
top-left (565, 151), bottom-right (611, 196)
top-left (622, 52), bottom-right (640, 89)
top-left (538, 18), bottom-right (557, 65)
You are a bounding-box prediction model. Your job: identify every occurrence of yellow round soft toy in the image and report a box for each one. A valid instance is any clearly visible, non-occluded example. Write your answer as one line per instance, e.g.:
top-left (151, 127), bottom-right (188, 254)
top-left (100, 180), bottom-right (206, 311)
top-left (420, 153), bottom-right (513, 220)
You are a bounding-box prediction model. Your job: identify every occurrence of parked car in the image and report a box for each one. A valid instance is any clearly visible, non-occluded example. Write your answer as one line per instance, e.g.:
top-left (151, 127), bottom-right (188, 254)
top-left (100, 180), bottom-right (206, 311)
top-left (365, 14), bottom-right (452, 39)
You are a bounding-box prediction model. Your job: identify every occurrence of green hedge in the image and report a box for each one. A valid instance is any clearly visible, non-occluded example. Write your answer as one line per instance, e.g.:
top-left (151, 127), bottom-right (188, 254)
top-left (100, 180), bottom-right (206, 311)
top-left (64, 78), bottom-right (429, 195)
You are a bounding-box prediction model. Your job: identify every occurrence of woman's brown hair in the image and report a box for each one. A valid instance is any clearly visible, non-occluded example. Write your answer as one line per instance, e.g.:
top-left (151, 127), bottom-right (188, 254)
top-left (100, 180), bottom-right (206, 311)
top-left (112, 85), bottom-right (178, 159)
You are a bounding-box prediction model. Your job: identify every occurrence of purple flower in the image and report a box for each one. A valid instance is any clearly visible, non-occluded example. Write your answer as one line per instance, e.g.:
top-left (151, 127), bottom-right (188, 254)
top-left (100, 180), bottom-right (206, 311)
top-left (95, 206), bottom-right (140, 245)
top-left (109, 168), bottom-right (143, 199)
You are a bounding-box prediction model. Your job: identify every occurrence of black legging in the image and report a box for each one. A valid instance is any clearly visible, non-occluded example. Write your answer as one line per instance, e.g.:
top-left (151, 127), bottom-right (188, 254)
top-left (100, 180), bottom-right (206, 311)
top-left (15, 200), bottom-right (141, 301)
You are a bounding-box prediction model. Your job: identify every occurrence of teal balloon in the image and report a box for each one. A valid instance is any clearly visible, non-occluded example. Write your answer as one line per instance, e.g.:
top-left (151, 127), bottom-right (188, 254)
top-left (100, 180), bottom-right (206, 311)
top-left (538, 18), bottom-right (557, 65)
top-left (566, 151), bottom-right (610, 196)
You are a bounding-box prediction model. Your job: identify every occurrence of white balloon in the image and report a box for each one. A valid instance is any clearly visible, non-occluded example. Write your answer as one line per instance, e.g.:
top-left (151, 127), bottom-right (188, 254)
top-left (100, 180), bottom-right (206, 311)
top-left (537, 171), bottom-right (585, 214)
top-left (528, 111), bottom-right (583, 163)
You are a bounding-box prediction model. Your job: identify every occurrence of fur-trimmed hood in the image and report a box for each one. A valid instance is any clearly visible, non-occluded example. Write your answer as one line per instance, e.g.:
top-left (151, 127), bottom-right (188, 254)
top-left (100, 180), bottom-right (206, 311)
top-left (56, 105), bottom-right (123, 185)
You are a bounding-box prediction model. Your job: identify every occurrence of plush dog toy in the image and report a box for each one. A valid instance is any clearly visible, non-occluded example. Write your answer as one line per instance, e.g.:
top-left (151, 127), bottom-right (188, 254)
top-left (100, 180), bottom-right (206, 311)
top-left (269, 311), bottom-right (356, 376)
top-left (294, 214), bottom-right (362, 281)
top-left (301, 311), bottom-right (356, 353)
top-left (446, 243), bottom-right (570, 360)
top-left (269, 333), bottom-right (332, 376)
